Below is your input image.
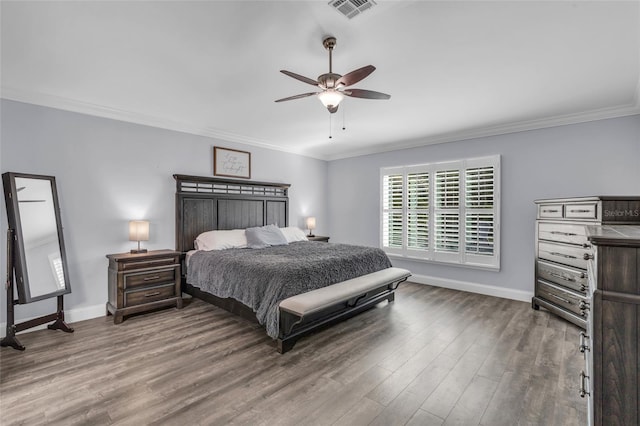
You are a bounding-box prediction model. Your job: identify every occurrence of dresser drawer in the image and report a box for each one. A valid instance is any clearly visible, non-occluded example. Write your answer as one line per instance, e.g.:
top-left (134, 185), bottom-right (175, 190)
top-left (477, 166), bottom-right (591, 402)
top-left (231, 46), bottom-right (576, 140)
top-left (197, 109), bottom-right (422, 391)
top-left (537, 279), bottom-right (587, 317)
top-left (125, 283), bottom-right (176, 307)
top-left (538, 203), bottom-right (563, 219)
top-left (538, 241), bottom-right (588, 270)
top-left (124, 267), bottom-right (177, 289)
top-left (537, 260), bottom-right (587, 294)
top-left (538, 222), bottom-right (589, 247)
top-left (565, 203), bottom-right (597, 220)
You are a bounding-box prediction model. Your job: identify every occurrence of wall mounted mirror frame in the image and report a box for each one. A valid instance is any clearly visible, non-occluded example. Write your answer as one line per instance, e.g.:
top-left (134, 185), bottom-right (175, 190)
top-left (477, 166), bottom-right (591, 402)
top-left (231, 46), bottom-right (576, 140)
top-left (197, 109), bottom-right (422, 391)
top-left (2, 172), bottom-right (73, 351)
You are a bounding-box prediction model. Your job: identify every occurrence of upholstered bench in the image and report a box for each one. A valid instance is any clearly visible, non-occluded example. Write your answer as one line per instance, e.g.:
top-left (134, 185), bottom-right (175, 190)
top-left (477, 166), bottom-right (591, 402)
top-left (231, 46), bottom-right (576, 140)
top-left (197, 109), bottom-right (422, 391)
top-left (277, 267), bottom-right (411, 353)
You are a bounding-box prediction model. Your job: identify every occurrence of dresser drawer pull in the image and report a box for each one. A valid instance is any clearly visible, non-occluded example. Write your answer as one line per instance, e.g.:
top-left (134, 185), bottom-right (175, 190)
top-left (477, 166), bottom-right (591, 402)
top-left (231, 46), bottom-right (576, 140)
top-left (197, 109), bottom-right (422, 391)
top-left (543, 209), bottom-right (559, 213)
top-left (579, 300), bottom-right (590, 311)
top-left (547, 292), bottom-right (572, 305)
top-left (569, 209), bottom-right (591, 213)
top-left (583, 253), bottom-right (594, 261)
top-left (550, 231), bottom-right (577, 236)
top-left (144, 291), bottom-right (161, 298)
top-left (143, 275), bottom-right (161, 281)
top-left (579, 332), bottom-right (590, 353)
top-left (549, 252), bottom-right (577, 260)
top-left (579, 371), bottom-right (590, 398)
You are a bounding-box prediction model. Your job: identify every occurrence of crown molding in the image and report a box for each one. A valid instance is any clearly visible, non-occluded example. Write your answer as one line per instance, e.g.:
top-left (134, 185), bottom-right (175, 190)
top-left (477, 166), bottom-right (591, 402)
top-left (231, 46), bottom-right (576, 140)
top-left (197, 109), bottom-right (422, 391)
top-left (0, 87), bottom-right (312, 158)
top-left (2, 86), bottom-right (638, 163)
top-left (324, 103), bottom-right (640, 161)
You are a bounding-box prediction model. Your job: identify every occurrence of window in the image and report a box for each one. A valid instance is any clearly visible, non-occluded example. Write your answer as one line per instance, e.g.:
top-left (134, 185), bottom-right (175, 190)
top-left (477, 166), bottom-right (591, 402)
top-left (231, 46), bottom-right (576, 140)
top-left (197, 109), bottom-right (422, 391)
top-left (380, 155), bottom-right (500, 269)
top-left (48, 253), bottom-right (65, 290)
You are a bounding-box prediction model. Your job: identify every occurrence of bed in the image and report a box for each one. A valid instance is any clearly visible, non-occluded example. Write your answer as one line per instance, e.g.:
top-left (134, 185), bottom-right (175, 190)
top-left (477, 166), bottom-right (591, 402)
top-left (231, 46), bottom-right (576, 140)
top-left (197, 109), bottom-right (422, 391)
top-left (174, 174), bottom-right (409, 352)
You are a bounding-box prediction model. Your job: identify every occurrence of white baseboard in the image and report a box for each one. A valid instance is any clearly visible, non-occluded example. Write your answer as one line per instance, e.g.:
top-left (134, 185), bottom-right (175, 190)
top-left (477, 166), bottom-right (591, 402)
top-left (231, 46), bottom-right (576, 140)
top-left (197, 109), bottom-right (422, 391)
top-left (409, 273), bottom-right (533, 303)
top-left (0, 303), bottom-right (104, 338)
top-left (0, 281), bottom-right (531, 338)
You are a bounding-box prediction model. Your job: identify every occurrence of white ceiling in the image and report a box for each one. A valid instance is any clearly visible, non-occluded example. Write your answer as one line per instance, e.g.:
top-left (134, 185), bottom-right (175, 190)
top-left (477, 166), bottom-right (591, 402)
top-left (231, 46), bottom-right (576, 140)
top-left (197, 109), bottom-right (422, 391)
top-left (2, 1), bottom-right (639, 161)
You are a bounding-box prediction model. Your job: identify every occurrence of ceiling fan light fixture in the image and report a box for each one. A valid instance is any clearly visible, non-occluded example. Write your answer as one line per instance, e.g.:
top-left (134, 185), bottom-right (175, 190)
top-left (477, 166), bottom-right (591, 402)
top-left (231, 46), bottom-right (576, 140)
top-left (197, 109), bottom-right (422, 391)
top-left (318, 90), bottom-right (344, 111)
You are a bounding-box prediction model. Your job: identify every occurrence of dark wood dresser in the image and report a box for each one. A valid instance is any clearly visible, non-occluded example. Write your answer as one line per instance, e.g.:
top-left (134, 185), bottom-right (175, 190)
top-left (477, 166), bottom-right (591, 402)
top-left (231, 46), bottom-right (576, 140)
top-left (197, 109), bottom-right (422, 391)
top-left (106, 250), bottom-right (182, 324)
top-left (533, 196), bottom-right (640, 328)
top-left (583, 225), bottom-right (640, 426)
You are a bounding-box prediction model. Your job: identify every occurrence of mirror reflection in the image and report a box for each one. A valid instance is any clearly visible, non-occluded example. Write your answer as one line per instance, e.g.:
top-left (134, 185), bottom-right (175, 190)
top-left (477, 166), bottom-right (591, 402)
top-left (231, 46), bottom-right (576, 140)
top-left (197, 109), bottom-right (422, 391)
top-left (15, 177), bottom-right (66, 298)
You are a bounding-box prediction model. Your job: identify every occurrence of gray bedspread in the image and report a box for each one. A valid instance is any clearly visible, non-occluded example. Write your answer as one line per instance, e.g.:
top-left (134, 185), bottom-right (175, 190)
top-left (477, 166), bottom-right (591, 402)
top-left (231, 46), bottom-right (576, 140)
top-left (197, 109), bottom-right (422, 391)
top-left (187, 241), bottom-right (392, 338)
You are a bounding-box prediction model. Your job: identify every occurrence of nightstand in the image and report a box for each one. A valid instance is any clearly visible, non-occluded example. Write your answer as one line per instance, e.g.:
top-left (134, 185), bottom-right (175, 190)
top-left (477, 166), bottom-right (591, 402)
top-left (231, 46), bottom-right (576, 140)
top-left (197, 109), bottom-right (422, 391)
top-left (307, 236), bottom-right (330, 242)
top-left (106, 249), bottom-right (182, 324)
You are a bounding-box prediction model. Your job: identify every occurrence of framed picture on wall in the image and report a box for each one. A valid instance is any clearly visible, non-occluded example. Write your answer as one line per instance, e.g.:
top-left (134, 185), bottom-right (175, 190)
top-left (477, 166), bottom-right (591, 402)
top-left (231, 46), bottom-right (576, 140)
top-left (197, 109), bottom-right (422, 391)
top-left (213, 146), bottom-right (251, 179)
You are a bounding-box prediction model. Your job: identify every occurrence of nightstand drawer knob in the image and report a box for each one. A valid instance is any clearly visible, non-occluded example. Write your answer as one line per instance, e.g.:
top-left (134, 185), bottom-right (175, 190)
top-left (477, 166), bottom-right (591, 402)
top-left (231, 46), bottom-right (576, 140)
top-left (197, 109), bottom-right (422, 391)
top-left (143, 275), bottom-right (161, 281)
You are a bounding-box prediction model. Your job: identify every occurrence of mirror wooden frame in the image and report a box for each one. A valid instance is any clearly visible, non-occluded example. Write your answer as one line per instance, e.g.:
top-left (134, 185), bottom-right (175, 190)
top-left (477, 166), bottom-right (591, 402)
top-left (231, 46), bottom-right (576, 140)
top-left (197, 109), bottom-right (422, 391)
top-left (1, 172), bottom-right (73, 351)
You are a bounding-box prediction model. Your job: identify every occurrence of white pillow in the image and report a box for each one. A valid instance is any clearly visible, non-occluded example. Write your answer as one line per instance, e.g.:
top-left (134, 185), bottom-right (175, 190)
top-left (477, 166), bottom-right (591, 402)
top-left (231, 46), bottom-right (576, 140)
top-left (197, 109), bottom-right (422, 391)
top-left (280, 227), bottom-right (309, 243)
top-left (246, 225), bottom-right (289, 249)
top-left (195, 229), bottom-right (247, 251)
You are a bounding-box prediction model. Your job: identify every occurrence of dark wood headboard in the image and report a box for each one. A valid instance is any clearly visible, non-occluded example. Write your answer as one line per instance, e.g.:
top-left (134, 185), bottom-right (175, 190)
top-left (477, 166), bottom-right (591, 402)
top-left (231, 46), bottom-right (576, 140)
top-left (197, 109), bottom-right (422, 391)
top-left (174, 174), bottom-right (290, 253)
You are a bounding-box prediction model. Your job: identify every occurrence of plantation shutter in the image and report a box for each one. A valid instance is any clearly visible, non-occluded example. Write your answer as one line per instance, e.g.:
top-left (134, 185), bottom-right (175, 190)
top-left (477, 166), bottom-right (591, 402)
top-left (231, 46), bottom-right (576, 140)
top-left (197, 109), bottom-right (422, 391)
top-left (379, 155), bottom-right (499, 270)
top-left (382, 173), bottom-right (404, 250)
top-left (434, 169), bottom-right (460, 253)
top-left (407, 171), bottom-right (429, 251)
top-left (465, 166), bottom-right (495, 256)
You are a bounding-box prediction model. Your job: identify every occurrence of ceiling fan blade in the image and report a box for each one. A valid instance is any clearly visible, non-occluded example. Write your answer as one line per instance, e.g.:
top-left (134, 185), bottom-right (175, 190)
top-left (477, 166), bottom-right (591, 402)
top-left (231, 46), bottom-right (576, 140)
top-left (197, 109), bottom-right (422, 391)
top-left (343, 89), bottom-right (391, 100)
top-left (336, 65), bottom-right (376, 87)
top-left (280, 70), bottom-right (319, 87)
top-left (275, 92), bottom-right (319, 103)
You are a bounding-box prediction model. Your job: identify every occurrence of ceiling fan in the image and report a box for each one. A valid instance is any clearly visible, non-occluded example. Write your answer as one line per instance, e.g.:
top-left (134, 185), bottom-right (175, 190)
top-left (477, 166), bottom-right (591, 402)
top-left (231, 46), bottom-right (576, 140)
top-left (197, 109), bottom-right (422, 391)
top-left (275, 37), bottom-right (390, 114)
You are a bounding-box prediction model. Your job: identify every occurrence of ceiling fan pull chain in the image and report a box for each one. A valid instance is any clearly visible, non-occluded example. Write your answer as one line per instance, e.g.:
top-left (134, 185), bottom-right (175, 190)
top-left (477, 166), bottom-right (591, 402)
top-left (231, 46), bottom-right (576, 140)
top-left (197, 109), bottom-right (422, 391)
top-left (342, 106), bottom-right (346, 131)
top-left (329, 113), bottom-right (333, 139)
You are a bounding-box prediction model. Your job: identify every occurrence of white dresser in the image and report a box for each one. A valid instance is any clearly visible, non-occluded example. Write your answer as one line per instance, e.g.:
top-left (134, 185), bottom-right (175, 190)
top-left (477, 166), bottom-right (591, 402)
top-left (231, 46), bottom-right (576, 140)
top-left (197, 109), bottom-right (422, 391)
top-left (533, 196), bottom-right (640, 328)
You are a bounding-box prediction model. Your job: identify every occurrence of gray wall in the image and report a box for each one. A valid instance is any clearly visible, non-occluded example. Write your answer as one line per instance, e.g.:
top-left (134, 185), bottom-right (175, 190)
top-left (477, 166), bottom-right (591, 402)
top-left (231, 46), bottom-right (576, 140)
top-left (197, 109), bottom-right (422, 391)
top-left (2, 98), bottom-right (638, 324)
top-left (0, 100), bottom-right (329, 322)
top-left (328, 115), bottom-right (640, 295)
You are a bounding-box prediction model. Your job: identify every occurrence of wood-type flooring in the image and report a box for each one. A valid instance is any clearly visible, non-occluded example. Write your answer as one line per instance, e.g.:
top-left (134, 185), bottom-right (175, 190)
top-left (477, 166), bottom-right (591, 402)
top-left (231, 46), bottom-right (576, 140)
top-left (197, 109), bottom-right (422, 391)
top-left (0, 283), bottom-right (587, 425)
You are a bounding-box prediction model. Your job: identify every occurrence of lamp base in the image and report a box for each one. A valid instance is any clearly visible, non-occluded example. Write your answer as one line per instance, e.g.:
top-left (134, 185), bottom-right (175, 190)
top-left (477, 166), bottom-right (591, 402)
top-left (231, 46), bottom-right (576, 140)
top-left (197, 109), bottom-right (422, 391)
top-left (130, 249), bottom-right (148, 254)
top-left (307, 234), bottom-right (315, 238)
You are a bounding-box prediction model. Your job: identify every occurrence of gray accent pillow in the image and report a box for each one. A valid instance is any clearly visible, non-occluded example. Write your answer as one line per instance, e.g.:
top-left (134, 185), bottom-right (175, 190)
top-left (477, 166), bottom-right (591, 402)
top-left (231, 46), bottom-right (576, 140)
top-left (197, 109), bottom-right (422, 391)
top-left (245, 224), bottom-right (289, 249)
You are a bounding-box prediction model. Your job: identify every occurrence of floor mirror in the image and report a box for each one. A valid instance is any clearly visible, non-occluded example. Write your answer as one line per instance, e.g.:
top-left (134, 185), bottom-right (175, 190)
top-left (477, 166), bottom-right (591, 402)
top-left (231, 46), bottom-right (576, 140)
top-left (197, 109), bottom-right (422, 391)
top-left (2, 172), bottom-right (73, 350)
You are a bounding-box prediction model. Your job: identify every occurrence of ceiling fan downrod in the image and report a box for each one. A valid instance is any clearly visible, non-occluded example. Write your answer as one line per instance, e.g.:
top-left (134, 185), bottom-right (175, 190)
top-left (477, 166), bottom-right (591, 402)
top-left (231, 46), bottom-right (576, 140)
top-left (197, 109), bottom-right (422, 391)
top-left (323, 37), bottom-right (336, 74)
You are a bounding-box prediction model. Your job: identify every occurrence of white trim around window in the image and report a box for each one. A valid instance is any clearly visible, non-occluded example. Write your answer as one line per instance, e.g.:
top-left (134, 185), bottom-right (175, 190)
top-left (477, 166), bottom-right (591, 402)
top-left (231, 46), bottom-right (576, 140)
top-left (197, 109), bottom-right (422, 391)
top-left (380, 155), bottom-right (500, 270)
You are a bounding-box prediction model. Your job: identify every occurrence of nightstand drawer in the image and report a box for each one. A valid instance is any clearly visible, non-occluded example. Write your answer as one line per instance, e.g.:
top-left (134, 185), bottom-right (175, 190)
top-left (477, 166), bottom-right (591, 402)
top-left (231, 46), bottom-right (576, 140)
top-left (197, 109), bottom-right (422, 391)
top-left (120, 257), bottom-right (177, 271)
top-left (125, 283), bottom-right (176, 307)
top-left (124, 267), bottom-right (177, 289)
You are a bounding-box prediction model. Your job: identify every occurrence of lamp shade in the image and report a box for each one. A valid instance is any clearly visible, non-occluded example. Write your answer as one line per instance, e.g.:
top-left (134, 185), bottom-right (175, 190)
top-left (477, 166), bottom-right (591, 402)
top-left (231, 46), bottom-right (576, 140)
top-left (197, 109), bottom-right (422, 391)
top-left (306, 217), bottom-right (316, 231)
top-left (129, 220), bottom-right (149, 242)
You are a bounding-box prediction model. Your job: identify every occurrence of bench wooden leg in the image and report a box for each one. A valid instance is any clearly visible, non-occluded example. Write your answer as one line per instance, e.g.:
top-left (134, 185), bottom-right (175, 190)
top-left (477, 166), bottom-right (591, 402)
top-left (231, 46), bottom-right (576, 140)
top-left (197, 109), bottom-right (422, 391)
top-left (277, 337), bottom-right (297, 354)
top-left (387, 292), bottom-right (395, 303)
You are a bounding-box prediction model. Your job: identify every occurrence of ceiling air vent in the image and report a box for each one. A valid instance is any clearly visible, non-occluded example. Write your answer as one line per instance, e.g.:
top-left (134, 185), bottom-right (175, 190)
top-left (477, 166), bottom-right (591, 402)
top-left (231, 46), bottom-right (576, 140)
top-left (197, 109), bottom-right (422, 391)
top-left (329, 0), bottom-right (377, 19)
